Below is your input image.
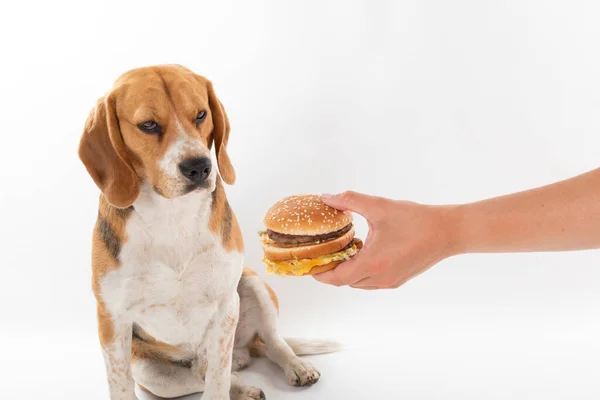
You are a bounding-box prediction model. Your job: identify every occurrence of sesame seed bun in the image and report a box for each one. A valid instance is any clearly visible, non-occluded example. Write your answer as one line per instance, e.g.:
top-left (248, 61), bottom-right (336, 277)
top-left (264, 194), bottom-right (352, 235)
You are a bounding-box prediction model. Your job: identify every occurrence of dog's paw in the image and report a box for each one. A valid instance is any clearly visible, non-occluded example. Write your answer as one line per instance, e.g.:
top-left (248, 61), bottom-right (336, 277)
top-left (231, 385), bottom-right (266, 400)
top-left (232, 348), bottom-right (251, 371)
top-left (284, 358), bottom-right (320, 387)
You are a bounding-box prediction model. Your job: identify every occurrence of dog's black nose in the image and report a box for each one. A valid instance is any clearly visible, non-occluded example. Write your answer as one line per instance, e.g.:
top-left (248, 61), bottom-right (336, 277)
top-left (179, 157), bottom-right (212, 185)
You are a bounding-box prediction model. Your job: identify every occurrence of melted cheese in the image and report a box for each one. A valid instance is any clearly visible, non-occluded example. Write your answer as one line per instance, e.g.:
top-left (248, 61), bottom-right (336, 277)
top-left (263, 245), bottom-right (359, 276)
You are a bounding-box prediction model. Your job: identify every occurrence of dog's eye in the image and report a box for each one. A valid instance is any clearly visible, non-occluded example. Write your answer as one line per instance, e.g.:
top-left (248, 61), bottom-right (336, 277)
top-left (195, 110), bottom-right (207, 126)
top-left (138, 120), bottom-right (161, 134)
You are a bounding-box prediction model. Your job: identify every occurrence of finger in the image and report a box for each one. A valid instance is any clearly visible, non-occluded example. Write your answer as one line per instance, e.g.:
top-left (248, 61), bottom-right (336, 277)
top-left (353, 275), bottom-right (408, 290)
top-left (312, 269), bottom-right (341, 285)
top-left (320, 191), bottom-right (381, 218)
top-left (349, 285), bottom-right (380, 290)
top-left (351, 269), bottom-right (400, 289)
top-left (351, 276), bottom-right (381, 288)
top-left (312, 245), bottom-right (375, 286)
top-left (312, 226), bottom-right (377, 286)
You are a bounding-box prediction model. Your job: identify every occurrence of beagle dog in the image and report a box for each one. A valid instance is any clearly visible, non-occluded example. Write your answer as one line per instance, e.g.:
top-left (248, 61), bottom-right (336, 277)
top-left (78, 65), bottom-right (338, 400)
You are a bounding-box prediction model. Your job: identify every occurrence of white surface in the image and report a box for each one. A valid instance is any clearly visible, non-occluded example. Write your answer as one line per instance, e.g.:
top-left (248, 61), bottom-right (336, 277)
top-left (1, 0), bottom-right (600, 399)
top-left (3, 328), bottom-right (600, 399)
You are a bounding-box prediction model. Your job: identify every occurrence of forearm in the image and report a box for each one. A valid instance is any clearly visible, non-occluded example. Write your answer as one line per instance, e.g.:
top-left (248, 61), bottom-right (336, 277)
top-left (449, 168), bottom-right (600, 255)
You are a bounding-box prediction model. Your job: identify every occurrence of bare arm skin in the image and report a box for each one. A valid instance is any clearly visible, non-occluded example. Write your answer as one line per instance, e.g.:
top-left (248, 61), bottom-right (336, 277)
top-left (314, 168), bottom-right (600, 289)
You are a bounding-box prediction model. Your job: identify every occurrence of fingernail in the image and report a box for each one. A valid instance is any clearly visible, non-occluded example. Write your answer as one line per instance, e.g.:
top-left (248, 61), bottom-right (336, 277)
top-left (321, 193), bottom-right (333, 199)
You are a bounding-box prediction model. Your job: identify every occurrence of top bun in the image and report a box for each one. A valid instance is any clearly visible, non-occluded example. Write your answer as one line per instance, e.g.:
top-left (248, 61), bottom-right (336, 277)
top-left (264, 194), bottom-right (353, 235)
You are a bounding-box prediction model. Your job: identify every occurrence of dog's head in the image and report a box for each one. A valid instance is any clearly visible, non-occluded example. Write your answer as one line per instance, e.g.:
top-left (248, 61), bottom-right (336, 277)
top-left (78, 65), bottom-right (235, 208)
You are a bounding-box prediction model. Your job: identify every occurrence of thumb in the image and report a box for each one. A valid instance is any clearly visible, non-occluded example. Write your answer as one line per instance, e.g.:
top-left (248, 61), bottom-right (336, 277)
top-left (321, 191), bottom-right (378, 218)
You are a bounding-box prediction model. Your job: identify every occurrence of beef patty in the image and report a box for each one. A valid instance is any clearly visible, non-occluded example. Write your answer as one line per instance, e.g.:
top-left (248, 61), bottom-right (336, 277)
top-left (267, 223), bottom-right (353, 245)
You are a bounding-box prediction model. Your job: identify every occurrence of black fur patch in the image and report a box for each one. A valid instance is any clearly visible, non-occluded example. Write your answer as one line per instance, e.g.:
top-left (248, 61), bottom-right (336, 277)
top-left (211, 177), bottom-right (222, 211)
top-left (98, 214), bottom-right (121, 261)
top-left (132, 323), bottom-right (144, 341)
top-left (211, 177), bottom-right (232, 243)
top-left (114, 206), bottom-right (134, 219)
top-left (222, 200), bottom-right (232, 243)
top-left (173, 359), bottom-right (193, 369)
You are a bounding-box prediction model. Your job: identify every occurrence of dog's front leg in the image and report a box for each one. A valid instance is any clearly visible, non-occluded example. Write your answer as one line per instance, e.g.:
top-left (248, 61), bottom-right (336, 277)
top-left (201, 293), bottom-right (240, 400)
top-left (97, 304), bottom-right (136, 400)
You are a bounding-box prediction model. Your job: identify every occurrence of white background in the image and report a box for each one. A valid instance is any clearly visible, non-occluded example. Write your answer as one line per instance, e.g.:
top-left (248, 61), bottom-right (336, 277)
top-left (1, 0), bottom-right (600, 399)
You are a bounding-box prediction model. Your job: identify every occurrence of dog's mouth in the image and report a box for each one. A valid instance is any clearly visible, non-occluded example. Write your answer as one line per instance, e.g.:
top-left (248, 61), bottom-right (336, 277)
top-left (182, 179), bottom-right (216, 196)
top-left (183, 184), bottom-right (201, 195)
top-left (152, 182), bottom-right (213, 199)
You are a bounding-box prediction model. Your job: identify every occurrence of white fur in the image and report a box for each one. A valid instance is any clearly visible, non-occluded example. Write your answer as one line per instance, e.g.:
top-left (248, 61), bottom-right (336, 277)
top-left (131, 272), bottom-right (333, 399)
top-left (97, 169), bottom-right (339, 399)
top-left (158, 120), bottom-right (210, 181)
top-left (236, 276), bottom-right (322, 387)
top-left (249, 338), bottom-right (343, 357)
top-left (102, 328), bottom-right (135, 399)
top-left (133, 357), bottom-right (205, 398)
top-left (100, 184), bottom-right (243, 399)
top-left (98, 183), bottom-right (340, 399)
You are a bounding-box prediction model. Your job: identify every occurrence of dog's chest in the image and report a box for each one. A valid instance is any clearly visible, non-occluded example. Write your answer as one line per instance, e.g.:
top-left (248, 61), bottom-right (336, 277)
top-left (100, 192), bottom-right (243, 344)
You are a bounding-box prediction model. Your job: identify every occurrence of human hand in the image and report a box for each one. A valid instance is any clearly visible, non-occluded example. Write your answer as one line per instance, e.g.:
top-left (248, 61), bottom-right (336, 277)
top-left (313, 191), bottom-right (458, 289)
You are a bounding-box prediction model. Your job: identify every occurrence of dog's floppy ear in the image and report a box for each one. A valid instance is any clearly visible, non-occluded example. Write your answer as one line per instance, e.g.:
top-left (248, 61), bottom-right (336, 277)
top-left (78, 94), bottom-right (140, 208)
top-left (207, 81), bottom-right (236, 185)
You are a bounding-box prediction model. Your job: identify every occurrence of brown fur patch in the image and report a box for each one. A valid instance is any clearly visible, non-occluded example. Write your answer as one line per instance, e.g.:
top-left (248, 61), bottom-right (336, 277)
top-left (242, 267), bottom-right (258, 276)
top-left (264, 282), bottom-right (279, 314)
top-left (218, 310), bottom-right (238, 370)
top-left (221, 312), bottom-right (237, 330)
top-left (220, 334), bottom-right (235, 369)
top-left (97, 299), bottom-right (115, 347)
top-left (131, 324), bottom-right (191, 367)
top-left (248, 335), bottom-right (266, 358)
top-left (92, 196), bottom-right (133, 347)
top-left (207, 81), bottom-right (236, 184)
top-left (242, 267), bottom-right (279, 313)
top-left (78, 95), bottom-right (140, 208)
top-left (209, 177), bottom-right (244, 252)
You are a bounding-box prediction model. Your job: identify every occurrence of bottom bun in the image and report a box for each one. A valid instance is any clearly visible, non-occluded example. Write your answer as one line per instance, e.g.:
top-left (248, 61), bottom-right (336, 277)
top-left (287, 260), bottom-right (343, 276)
top-left (265, 238), bottom-right (363, 277)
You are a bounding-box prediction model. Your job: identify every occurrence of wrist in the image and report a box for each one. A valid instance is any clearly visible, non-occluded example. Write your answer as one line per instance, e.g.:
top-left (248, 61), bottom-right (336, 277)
top-left (437, 203), bottom-right (471, 257)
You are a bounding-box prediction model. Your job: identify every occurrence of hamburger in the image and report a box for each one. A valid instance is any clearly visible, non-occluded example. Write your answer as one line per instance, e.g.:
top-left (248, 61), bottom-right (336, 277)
top-left (260, 194), bottom-right (363, 276)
